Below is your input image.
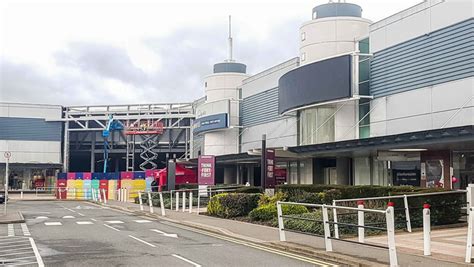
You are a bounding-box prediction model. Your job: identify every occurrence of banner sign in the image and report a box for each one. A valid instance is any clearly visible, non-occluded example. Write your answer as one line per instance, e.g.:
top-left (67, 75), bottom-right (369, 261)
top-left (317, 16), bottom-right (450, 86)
top-left (193, 113), bottom-right (228, 134)
top-left (265, 149), bottom-right (276, 188)
top-left (198, 155), bottom-right (215, 185)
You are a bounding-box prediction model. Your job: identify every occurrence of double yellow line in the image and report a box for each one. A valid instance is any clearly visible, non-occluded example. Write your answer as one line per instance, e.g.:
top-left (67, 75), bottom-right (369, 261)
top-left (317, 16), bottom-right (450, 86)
top-left (166, 222), bottom-right (337, 267)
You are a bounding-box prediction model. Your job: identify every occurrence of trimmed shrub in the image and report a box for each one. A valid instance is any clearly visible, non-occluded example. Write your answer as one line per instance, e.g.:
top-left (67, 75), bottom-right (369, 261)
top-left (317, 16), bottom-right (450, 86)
top-left (207, 193), bottom-right (261, 218)
top-left (249, 203), bottom-right (308, 222)
top-left (258, 191), bottom-right (287, 206)
top-left (235, 186), bottom-right (263, 194)
top-left (284, 211), bottom-right (324, 235)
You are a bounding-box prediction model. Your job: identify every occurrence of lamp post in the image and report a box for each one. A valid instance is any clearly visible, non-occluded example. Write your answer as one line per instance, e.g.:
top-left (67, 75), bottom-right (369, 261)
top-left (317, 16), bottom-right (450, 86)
top-left (261, 134), bottom-right (266, 189)
top-left (4, 151), bottom-right (11, 215)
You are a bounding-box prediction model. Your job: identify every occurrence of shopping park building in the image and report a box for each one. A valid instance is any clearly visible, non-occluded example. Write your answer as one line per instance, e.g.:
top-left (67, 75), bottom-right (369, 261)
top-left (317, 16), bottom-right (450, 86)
top-left (1, 0), bottom-right (473, 190)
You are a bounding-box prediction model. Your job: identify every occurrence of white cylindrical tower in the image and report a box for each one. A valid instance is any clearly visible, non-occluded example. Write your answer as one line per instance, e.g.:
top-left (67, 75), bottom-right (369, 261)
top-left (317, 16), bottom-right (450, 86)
top-left (299, 2), bottom-right (371, 66)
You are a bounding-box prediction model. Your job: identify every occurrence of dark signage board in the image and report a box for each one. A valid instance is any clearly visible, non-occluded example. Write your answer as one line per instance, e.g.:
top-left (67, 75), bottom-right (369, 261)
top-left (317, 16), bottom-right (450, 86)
top-left (265, 149), bottom-right (276, 188)
top-left (278, 54), bottom-right (352, 114)
top-left (198, 155), bottom-right (215, 185)
top-left (393, 169), bottom-right (420, 186)
top-left (167, 161), bottom-right (176, 190)
top-left (193, 113), bottom-right (228, 134)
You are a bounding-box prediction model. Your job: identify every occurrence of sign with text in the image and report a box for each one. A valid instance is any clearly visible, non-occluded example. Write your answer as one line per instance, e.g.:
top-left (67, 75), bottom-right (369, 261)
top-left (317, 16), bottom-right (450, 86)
top-left (265, 149), bottom-right (276, 188)
top-left (198, 155), bottom-right (215, 185)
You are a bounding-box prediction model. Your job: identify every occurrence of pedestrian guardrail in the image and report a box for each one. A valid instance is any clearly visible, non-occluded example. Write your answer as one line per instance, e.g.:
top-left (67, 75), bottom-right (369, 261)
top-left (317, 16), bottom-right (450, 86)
top-left (276, 201), bottom-right (398, 267)
top-left (137, 191), bottom-right (166, 216)
top-left (333, 190), bottom-right (467, 236)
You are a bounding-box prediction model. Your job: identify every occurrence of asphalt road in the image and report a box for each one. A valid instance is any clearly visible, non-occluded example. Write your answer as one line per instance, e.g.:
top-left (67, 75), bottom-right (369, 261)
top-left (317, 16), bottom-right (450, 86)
top-left (2, 201), bottom-right (336, 267)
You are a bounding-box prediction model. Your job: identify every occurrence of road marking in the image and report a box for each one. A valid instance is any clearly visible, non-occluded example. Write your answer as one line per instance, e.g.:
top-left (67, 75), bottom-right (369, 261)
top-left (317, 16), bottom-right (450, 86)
top-left (166, 223), bottom-right (335, 266)
top-left (35, 216), bottom-right (48, 219)
top-left (8, 224), bottom-right (15, 236)
top-left (44, 222), bottom-right (62, 226)
top-left (62, 215), bottom-right (75, 219)
top-left (65, 208), bottom-right (76, 213)
top-left (77, 212), bottom-right (85, 216)
top-left (20, 223), bottom-right (31, 236)
top-left (76, 221), bottom-right (94, 225)
top-left (134, 219), bottom-right (151, 223)
top-left (128, 235), bottom-right (156, 247)
top-left (91, 218), bottom-right (97, 222)
top-left (105, 220), bottom-right (124, 224)
top-left (171, 254), bottom-right (202, 267)
top-left (103, 224), bottom-right (120, 232)
top-left (150, 229), bottom-right (178, 238)
top-left (29, 237), bottom-right (45, 267)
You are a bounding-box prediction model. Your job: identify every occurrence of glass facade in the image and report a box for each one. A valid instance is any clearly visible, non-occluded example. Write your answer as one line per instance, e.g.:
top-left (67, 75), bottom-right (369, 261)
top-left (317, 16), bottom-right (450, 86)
top-left (299, 106), bottom-right (335, 145)
top-left (358, 38), bottom-right (371, 139)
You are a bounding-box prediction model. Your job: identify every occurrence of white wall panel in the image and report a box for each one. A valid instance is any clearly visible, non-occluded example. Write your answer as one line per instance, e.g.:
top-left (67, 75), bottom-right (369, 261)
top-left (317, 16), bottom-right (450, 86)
top-left (0, 103), bottom-right (62, 120)
top-left (241, 118), bottom-right (297, 152)
top-left (0, 140), bottom-right (61, 164)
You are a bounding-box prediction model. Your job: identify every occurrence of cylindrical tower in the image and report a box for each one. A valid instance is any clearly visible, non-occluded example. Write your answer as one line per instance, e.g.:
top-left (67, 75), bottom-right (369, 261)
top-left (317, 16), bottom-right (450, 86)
top-left (299, 1), bottom-right (371, 65)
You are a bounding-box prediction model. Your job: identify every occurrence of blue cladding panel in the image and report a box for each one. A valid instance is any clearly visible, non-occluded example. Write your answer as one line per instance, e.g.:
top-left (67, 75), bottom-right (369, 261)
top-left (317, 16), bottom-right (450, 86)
top-left (193, 113), bottom-right (228, 134)
top-left (242, 87), bottom-right (280, 127)
top-left (0, 117), bottom-right (62, 141)
top-left (370, 18), bottom-right (474, 98)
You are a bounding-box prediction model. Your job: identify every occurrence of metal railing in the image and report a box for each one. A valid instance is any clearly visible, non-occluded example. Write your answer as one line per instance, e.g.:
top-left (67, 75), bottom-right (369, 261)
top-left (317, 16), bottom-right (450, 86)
top-left (276, 201), bottom-right (398, 267)
top-left (333, 190), bottom-right (467, 236)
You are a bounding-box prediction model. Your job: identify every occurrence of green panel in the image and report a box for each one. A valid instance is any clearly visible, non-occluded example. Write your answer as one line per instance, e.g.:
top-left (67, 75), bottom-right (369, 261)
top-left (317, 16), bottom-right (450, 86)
top-left (92, 180), bottom-right (100, 189)
top-left (359, 126), bottom-right (370, 139)
top-left (359, 59), bottom-right (370, 82)
top-left (358, 38), bottom-right (369, 54)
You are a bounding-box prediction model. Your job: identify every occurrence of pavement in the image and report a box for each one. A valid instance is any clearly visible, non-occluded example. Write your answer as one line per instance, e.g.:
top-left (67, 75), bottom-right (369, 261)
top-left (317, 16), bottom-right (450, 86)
top-left (2, 200), bottom-right (338, 266)
top-left (0, 210), bottom-right (25, 224)
top-left (105, 199), bottom-right (473, 267)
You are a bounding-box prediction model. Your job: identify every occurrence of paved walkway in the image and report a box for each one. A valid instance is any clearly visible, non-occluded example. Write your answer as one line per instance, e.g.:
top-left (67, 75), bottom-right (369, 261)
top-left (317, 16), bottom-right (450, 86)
top-left (103, 200), bottom-right (471, 266)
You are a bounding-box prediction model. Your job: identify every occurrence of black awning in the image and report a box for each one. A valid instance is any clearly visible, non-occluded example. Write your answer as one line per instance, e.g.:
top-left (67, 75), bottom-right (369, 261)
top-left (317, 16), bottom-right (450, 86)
top-left (288, 125), bottom-right (474, 154)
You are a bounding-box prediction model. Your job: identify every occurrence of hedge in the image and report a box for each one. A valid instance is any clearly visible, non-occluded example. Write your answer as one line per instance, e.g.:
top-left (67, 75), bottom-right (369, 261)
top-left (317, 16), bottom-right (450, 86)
top-left (249, 203), bottom-right (308, 222)
top-left (207, 193), bottom-right (261, 218)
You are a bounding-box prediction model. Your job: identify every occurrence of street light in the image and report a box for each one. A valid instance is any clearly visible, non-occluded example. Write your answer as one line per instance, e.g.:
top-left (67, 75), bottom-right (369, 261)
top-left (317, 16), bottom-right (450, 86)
top-left (4, 151), bottom-right (11, 215)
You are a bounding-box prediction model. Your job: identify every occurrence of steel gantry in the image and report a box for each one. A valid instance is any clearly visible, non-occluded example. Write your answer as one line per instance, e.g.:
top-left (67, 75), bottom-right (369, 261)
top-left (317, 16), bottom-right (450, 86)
top-left (49, 103), bottom-right (195, 172)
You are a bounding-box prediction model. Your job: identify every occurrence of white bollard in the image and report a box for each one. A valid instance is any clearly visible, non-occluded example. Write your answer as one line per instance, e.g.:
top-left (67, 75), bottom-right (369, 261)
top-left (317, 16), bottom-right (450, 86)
top-left (102, 189), bottom-right (107, 205)
top-left (20, 191), bottom-right (23, 199)
top-left (333, 200), bottom-right (339, 239)
top-left (276, 202), bottom-right (286, 241)
top-left (159, 192), bottom-right (165, 216)
top-left (138, 191), bottom-right (144, 211)
top-left (175, 192), bottom-right (179, 211)
top-left (357, 201), bottom-right (365, 243)
top-left (189, 192), bottom-right (193, 213)
top-left (148, 192), bottom-right (154, 213)
top-left (92, 188), bottom-right (96, 201)
top-left (322, 205), bottom-right (333, 252)
top-left (423, 203), bottom-right (431, 256)
top-left (73, 188), bottom-right (77, 200)
top-left (404, 195), bottom-right (412, 232)
top-left (182, 192), bottom-right (186, 212)
top-left (466, 207), bottom-right (473, 263)
top-left (97, 188), bottom-right (102, 202)
top-left (386, 203), bottom-right (398, 267)
top-left (124, 188), bottom-right (128, 202)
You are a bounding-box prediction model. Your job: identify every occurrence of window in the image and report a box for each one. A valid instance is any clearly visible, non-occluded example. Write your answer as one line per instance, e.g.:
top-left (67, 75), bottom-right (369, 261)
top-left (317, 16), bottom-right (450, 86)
top-left (299, 106), bottom-right (335, 145)
top-left (301, 32), bottom-right (306, 41)
top-left (204, 82), bottom-right (207, 88)
top-left (301, 52), bottom-right (306, 62)
top-left (358, 37), bottom-right (371, 139)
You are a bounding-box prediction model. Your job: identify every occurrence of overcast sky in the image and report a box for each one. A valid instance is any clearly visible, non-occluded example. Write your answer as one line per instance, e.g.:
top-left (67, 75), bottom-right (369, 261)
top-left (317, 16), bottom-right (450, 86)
top-left (0, 0), bottom-right (421, 106)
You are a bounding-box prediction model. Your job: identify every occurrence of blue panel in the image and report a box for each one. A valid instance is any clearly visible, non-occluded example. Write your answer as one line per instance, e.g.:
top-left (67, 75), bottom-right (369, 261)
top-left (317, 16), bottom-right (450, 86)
top-left (0, 117), bottom-right (62, 141)
top-left (370, 18), bottom-right (474, 98)
top-left (242, 87), bottom-right (280, 127)
top-left (133, 172), bottom-right (146, 179)
top-left (58, 173), bottom-right (67, 179)
top-left (92, 173), bottom-right (104, 180)
top-left (193, 113), bottom-right (228, 134)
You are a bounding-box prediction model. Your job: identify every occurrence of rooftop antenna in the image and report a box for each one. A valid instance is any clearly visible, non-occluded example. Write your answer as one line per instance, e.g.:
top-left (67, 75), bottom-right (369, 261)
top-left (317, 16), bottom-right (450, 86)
top-left (225, 15), bottom-right (235, 62)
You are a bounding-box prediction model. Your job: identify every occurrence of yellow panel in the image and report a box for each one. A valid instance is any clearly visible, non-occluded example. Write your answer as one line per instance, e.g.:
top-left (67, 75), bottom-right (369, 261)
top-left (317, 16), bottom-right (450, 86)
top-left (75, 180), bottom-right (84, 199)
top-left (108, 180), bottom-right (118, 200)
top-left (66, 180), bottom-right (76, 199)
top-left (130, 180), bottom-right (146, 199)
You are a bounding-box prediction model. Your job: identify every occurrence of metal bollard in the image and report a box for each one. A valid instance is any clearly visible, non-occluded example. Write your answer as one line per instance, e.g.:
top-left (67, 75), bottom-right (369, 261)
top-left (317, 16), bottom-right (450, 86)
top-left (358, 200), bottom-right (365, 243)
top-left (20, 191), bottom-right (23, 199)
top-left (175, 192), bottom-right (179, 211)
top-left (148, 192), bottom-right (154, 213)
top-left (182, 192), bottom-right (186, 212)
top-left (404, 195), bottom-right (412, 232)
top-left (276, 202), bottom-right (286, 241)
top-left (189, 192), bottom-right (193, 213)
top-left (386, 202), bottom-right (398, 267)
top-left (97, 188), bottom-right (102, 202)
top-left (138, 191), bottom-right (144, 211)
top-left (159, 192), bottom-right (165, 216)
top-left (322, 205), bottom-right (333, 252)
top-left (423, 203), bottom-right (431, 256)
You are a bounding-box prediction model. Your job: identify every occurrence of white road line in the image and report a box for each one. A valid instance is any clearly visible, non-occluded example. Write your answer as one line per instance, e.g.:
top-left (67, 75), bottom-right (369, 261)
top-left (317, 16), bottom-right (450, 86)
top-left (128, 235), bottom-right (156, 248)
top-left (20, 224), bottom-right (31, 236)
top-left (44, 222), bottom-right (62, 226)
top-left (103, 224), bottom-right (120, 232)
top-left (8, 224), bottom-right (15, 236)
top-left (171, 254), bottom-right (202, 267)
top-left (150, 229), bottom-right (178, 238)
top-left (62, 215), bottom-right (75, 219)
top-left (35, 216), bottom-right (48, 219)
top-left (76, 221), bottom-right (94, 225)
top-left (65, 208), bottom-right (76, 213)
top-left (134, 220), bottom-right (151, 223)
top-left (77, 212), bottom-right (85, 216)
top-left (105, 220), bottom-right (124, 224)
top-left (91, 218), bottom-right (97, 222)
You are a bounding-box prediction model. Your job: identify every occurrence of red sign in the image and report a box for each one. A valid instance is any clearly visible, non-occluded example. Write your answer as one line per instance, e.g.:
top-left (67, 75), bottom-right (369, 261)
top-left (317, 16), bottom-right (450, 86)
top-left (265, 149), bottom-right (276, 188)
top-left (275, 168), bottom-right (287, 185)
top-left (198, 155), bottom-right (215, 185)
